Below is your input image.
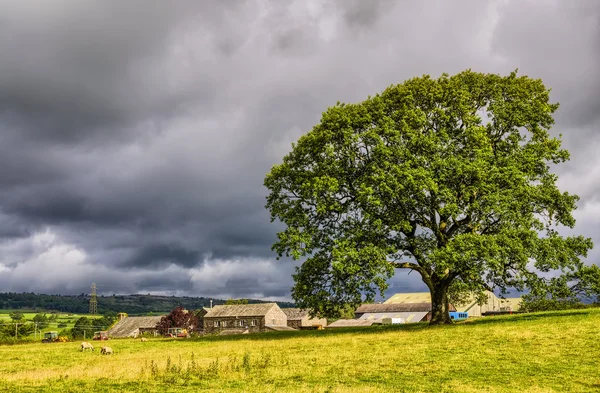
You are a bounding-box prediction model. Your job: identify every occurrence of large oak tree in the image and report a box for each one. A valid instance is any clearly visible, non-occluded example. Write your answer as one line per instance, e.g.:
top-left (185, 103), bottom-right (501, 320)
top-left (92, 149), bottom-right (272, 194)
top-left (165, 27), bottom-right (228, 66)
top-left (264, 70), bottom-right (593, 324)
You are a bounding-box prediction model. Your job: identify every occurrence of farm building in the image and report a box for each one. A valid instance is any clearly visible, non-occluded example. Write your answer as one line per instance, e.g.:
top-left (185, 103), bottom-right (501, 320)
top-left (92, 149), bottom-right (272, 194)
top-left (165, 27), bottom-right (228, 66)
top-left (327, 319), bottom-right (375, 328)
top-left (384, 291), bottom-right (522, 317)
top-left (107, 315), bottom-right (164, 338)
top-left (195, 307), bottom-right (210, 332)
top-left (281, 308), bottom-right (327, 330)
top-left (203, 303), bottom-right (294, 334)
top-left (354, 302), bottom-right (457, 323)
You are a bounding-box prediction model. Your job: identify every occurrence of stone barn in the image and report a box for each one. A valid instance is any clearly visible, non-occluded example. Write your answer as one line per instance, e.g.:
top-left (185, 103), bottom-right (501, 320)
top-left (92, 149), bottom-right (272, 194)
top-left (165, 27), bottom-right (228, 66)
top-left (107, 316), bottom-right (165, 338)
top-left (203, 303), bottom-right (292, 334)
top-left (282, 308), bottom-right (327, 330)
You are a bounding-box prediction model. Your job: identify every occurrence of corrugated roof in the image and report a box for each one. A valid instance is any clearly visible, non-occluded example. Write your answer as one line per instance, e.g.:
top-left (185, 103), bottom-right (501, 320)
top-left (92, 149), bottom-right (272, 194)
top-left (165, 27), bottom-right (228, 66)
top-left (204, 303), bottom-right (279, 318)
top-left (108, 316), bottom-right (164, 338)
top-left (281, 308), bottom-right (310, 320)
top-left (358, 312), bottom-right (429, 323)
top-left (327, 319), bottom-right (374, 328)
top-left (356, 302), bottom-right (453, 313)
top-left (383, 292), bottom-right (432, 304)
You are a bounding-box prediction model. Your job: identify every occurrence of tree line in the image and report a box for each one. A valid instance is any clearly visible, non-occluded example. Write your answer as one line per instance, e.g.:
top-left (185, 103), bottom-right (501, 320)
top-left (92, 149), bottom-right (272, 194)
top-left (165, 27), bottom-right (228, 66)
top-left (0, 293), bottom-right (295, 314)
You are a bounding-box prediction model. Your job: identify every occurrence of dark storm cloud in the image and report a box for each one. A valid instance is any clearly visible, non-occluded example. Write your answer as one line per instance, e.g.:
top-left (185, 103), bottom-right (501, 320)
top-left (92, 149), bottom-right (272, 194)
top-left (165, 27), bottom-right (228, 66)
top-left (0, 0), bottom-right (598, 300)
top-left (124, 245), bottom-right (201, 269)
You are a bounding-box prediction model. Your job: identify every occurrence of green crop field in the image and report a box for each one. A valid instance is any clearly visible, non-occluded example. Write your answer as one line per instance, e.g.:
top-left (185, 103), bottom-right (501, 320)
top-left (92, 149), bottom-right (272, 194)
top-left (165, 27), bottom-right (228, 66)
top-left (1, 308), bottom-right (599, 393)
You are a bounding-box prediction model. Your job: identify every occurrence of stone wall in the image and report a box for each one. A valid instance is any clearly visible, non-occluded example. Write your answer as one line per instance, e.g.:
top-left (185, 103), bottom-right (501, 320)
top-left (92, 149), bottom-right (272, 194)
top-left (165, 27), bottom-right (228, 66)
top-left (264, 306), bottom-right (287, 326)
top-left (204, 316), bottom-right (264, 334)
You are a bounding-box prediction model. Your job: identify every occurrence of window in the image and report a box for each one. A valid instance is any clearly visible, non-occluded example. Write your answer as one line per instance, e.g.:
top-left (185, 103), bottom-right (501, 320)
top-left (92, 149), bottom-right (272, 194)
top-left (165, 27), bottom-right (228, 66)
top-left (222, 320), bottom-right (228, 327)
top-left (239, 320), bottom-right (245, 327)
top-left (214, 321), bottom-right (220, 327)
top-left (250, 319), bottom-right (257, 326)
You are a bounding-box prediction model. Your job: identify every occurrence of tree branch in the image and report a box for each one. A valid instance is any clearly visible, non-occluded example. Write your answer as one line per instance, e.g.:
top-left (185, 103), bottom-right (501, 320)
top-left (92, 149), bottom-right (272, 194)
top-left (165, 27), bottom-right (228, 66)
top-left (390, 261), bottom-right (429, 280)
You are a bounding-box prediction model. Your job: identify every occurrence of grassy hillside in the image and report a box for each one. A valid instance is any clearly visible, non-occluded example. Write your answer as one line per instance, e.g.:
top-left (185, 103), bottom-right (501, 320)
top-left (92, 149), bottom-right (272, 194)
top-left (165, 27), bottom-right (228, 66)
top-left (1, 308), bottom-right (599, 393)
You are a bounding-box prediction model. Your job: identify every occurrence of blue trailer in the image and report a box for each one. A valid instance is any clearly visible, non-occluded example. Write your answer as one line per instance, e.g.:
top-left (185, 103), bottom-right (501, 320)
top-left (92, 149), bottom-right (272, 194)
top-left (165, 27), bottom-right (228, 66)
top-left (449, 312), bottom-right (468, 321)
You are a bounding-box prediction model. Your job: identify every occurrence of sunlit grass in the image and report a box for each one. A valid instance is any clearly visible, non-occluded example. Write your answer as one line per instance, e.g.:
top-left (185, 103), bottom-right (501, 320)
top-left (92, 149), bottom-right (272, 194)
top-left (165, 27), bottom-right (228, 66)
top-left (1, 309), bottom-right (599, 392)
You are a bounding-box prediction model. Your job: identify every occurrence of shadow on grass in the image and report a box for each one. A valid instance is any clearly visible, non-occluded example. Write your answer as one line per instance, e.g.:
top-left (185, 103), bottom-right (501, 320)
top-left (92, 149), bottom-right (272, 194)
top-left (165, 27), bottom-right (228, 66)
top-left (185, 321), bottom-right (431, 344)
top-left (461, 309), bottom-right (595, 326)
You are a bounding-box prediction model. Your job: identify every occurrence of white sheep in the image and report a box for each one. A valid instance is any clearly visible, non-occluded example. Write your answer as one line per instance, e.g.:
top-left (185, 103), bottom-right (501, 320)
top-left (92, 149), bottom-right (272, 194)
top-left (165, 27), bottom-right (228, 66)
top-left (140, 337), bottom-right (148, 342)
top-left (80, 342), bottom-right (94, 352)
top-left (100, 346), bottom-right (113, 355)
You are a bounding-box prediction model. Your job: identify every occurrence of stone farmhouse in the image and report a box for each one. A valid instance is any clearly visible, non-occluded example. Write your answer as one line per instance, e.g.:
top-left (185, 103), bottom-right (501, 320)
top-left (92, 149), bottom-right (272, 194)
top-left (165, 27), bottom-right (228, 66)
top-left (281, 308), bottom-right (327, 329)
top-left (203, 303), bottom-right (294, 334)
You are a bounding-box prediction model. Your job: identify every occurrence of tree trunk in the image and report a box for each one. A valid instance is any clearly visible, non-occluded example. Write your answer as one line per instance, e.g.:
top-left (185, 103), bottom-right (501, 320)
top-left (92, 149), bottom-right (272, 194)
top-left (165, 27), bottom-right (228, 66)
top-left (429, 284), bottom-right (452, 325)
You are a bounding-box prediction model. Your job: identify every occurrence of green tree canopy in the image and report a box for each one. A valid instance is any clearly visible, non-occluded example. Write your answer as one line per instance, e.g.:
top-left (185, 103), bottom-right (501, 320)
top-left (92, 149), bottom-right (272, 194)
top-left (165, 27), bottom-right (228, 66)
top-left (72, 317), bottom-right (93, 339)
top-left (9, 311), bottom-right (24, 322)
top-left (224, 298), bottom-right (249, 305)
top-left (264, 69), bottom-right (593, 324)
top-left (32, 313), bottom-right (49, 329)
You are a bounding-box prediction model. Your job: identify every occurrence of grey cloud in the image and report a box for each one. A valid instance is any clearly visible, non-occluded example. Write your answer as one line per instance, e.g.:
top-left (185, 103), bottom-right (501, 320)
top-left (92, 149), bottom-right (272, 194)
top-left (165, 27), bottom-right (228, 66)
top-left (124, 245), bottom-right (201, 269)
top-left (338, 0), bottom-right (388, 30)
top-left (492, 0), bottom-right (600, 130)
top-left (0, 0), bottom-right (598, 300)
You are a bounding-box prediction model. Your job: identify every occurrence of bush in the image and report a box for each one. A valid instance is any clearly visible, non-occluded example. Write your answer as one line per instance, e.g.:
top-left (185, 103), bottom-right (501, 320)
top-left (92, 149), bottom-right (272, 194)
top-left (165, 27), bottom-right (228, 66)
top-left (520, 297), bottom-right (593, 312)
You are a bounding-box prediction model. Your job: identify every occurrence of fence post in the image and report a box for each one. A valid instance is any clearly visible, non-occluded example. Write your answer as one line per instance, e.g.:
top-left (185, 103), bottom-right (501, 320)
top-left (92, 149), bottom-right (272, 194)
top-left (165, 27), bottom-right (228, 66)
top-left (15, 323), bottom-right (18, 339)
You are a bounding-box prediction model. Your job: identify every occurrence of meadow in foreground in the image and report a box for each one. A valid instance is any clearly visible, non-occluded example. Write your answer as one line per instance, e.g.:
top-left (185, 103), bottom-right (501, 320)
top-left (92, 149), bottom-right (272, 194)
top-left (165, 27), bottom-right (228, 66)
top-left (1, 308), bottom-right (599, 393)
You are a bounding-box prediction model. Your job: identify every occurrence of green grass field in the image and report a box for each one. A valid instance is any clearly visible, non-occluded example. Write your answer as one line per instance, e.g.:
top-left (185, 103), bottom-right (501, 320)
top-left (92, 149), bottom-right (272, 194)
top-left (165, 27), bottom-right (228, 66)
top-left (0, 311), bottom-right (105, 341)
top-left (0, 310), bottom-right (97, 323)
top-left (1, 308), bottom-right (599, 393)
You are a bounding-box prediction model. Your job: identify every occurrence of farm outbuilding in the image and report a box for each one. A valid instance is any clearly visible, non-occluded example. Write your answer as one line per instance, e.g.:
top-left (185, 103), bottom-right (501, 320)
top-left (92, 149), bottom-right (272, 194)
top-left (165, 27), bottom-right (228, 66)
top-left (326, 319), bottom-right (375, 328)
top-left (281, 308), bottom-right (327, 330)
top-left (383, 291), bottom-right (522, 317)
top-left (203, 303), bottom-right (292, 334)
top-left (354, 302), bottom-right (456, 323)
top-left (107, 316), bottom-right (164, 338)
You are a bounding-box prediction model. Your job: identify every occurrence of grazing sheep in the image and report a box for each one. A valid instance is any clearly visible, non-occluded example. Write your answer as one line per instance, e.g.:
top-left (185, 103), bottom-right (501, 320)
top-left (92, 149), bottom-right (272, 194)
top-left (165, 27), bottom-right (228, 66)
top-left (140, 337), bottom-right (148, 342)
top-left (80, 342), bottom-right (94, 352)
top-left (100, 346), bottom-right (113, 355)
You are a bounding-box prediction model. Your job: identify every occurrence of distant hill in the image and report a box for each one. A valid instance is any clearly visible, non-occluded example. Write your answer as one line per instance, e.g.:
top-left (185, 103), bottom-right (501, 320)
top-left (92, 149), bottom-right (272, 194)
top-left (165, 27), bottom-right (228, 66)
top-left (0, 292), bottom-right (295, 315)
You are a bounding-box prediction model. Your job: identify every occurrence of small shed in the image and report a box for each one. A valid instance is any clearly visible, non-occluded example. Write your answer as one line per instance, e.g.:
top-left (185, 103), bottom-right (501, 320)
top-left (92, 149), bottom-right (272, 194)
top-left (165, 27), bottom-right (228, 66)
top-left (203, 303), bottom-right (288, 334)
top-left (281, 308), bottom-right (327, 330)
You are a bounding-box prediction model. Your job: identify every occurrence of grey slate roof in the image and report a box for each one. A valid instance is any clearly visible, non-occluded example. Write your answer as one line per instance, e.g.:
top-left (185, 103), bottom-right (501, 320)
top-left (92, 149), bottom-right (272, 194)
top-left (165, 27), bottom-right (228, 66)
top-left (203, 303), bottom-right (279, 318)
top-left (281, 308), bottom-right (311, 320)
top-left (107, 316), bottom-right (164, 338)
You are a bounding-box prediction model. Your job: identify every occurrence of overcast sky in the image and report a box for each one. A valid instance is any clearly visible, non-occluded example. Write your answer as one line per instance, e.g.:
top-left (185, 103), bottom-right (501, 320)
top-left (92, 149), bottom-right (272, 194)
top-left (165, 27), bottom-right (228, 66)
top-left (0, 0), bottom-right (598, 301)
